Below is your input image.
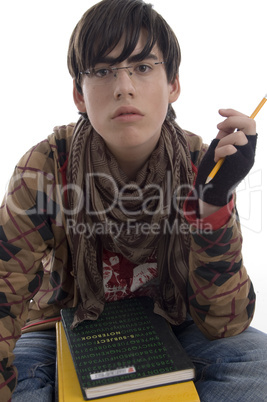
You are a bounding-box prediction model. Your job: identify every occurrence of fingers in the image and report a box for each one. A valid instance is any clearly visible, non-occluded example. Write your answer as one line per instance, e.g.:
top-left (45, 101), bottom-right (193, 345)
top-left (214, 131), bottom-right (248, 162)
top-left (213, 108), bottom-right (256, 161)
top-left (219, 108), bottom-right (247, 118)
top-left (217, 108), bottom-right (256, 137)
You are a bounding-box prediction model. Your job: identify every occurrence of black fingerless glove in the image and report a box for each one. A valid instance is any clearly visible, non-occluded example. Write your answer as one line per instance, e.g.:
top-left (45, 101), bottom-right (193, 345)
top-left (195, 134), bottom-right (257, 206)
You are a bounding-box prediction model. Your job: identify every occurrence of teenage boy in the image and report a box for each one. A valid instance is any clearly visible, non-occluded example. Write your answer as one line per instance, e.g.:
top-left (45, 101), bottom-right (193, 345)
top-left (0, 0), bottom-right (266, 401)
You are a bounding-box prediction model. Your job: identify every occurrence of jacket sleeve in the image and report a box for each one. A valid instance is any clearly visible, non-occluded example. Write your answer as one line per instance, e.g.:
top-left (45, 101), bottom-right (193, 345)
top-left (0, 141), bottom-right (58, 400)
top-left (183, 134), bottom-right (255, 340)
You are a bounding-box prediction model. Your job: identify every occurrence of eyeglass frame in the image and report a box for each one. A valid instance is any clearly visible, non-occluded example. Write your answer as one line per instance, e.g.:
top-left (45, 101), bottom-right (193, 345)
top-left (78, 61), bottom-right (165, 84)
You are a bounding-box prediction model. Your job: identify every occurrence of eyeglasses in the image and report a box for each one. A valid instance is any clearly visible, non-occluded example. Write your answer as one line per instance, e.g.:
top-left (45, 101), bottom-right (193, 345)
top-left (79, 61), bottom-right (165, 86)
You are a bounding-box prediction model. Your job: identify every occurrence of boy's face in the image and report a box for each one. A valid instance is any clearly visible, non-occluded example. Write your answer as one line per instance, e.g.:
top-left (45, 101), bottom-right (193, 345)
top-left (73, 31), bottom-right (180, 159)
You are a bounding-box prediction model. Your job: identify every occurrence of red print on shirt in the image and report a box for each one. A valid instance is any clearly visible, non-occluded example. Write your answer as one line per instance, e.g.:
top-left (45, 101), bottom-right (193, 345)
top-left (103, 249), bottom-right (158, 302)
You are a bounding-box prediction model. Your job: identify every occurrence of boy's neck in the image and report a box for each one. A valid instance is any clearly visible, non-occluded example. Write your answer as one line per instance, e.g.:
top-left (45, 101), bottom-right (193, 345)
top-left (108, 147), bottom-right (153, 181)
top-left (105, 138), bottom-right (160, 181)
top-left (116, 152), bottom-right (149, 181)
top-left (120, 163), bottom-right (143, 181)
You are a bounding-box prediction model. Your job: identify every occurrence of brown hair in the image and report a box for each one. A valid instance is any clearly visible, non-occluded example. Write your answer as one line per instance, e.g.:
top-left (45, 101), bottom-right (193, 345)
top-left (67, 0), bottom-right (181, 120)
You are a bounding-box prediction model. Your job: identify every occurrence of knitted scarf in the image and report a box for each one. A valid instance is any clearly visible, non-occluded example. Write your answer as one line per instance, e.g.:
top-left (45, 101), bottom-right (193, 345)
top-left (67, 117), bottom-right (193, 328)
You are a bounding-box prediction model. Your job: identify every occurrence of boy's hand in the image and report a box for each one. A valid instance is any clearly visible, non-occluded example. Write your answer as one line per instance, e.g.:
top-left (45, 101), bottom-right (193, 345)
top-left (195, 109), bottom-right (257, 209)
top-left (214, 108), bottom-right (256, 161)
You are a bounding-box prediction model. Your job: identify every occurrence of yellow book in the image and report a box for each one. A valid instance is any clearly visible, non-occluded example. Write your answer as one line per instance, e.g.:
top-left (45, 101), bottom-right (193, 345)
top-left (56, 322), bottom-right (200, 402)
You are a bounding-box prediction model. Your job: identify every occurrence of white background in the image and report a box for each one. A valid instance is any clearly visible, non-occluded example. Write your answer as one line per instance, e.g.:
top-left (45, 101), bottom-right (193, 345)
top-left (0, 1), bottom-right (266, 333)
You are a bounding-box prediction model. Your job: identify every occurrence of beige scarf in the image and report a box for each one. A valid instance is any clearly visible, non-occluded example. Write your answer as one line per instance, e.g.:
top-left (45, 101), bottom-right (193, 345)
top-left (67, 117), bottom-right (193, 328)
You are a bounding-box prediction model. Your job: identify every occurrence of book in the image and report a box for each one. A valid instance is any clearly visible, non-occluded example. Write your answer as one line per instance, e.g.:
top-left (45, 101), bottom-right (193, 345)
top-left (56, 321), bottom-right (200, 401)
top-left (60, 297), bottom-right (196, 400)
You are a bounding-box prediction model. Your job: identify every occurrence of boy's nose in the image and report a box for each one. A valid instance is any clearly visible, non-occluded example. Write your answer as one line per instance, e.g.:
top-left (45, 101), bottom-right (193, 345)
top-left (113, 68), bottom-right (136, 99)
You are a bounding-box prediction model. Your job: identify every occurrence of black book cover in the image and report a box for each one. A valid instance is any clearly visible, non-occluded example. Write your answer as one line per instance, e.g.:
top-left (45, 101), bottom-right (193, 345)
top-left (60, 297), bottom-right (195, 400)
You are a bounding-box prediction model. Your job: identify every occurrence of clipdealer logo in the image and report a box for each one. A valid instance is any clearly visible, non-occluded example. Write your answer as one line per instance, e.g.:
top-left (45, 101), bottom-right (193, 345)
top-left (7, 171), bottom-right (196, 218)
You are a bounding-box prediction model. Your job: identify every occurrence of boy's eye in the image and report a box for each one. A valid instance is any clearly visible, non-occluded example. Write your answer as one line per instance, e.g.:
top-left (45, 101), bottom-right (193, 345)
top-left (135, 64), bottom-right (152, 74)
top-left (94, 68), bottom-right (112, 77)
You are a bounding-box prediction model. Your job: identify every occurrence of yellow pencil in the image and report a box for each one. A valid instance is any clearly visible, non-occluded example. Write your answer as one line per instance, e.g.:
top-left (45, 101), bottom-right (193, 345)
top-left (205, 94), bottom-right (267, 184)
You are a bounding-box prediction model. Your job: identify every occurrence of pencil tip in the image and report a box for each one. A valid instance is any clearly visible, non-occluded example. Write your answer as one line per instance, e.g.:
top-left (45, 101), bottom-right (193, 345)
top-left (205, 176), bottom-right (212, 184)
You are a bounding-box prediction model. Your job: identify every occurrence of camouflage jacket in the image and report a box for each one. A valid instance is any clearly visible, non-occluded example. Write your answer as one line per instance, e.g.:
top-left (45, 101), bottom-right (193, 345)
top-left (0, 123), bottom-right (255, 400)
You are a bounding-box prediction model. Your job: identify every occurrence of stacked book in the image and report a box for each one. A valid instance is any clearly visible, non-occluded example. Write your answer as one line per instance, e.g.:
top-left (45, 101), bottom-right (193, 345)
top-left (57, 297), bottom-right (199, 401)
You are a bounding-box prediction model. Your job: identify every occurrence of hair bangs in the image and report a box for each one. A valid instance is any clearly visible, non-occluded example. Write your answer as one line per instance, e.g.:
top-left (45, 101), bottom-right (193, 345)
top-left (80, 2), bottom-right (157, 69)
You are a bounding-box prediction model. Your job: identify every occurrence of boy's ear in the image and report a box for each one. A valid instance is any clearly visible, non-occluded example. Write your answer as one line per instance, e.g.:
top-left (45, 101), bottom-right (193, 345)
top-left (73, 80), bottom-right (87, 113)
top-left (168, 75), bottom-right (181, 103)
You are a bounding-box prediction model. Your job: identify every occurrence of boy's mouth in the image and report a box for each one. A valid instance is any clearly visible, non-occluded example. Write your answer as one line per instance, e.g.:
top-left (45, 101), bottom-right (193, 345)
top-left (112, 106), bottom-right (143, 120)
